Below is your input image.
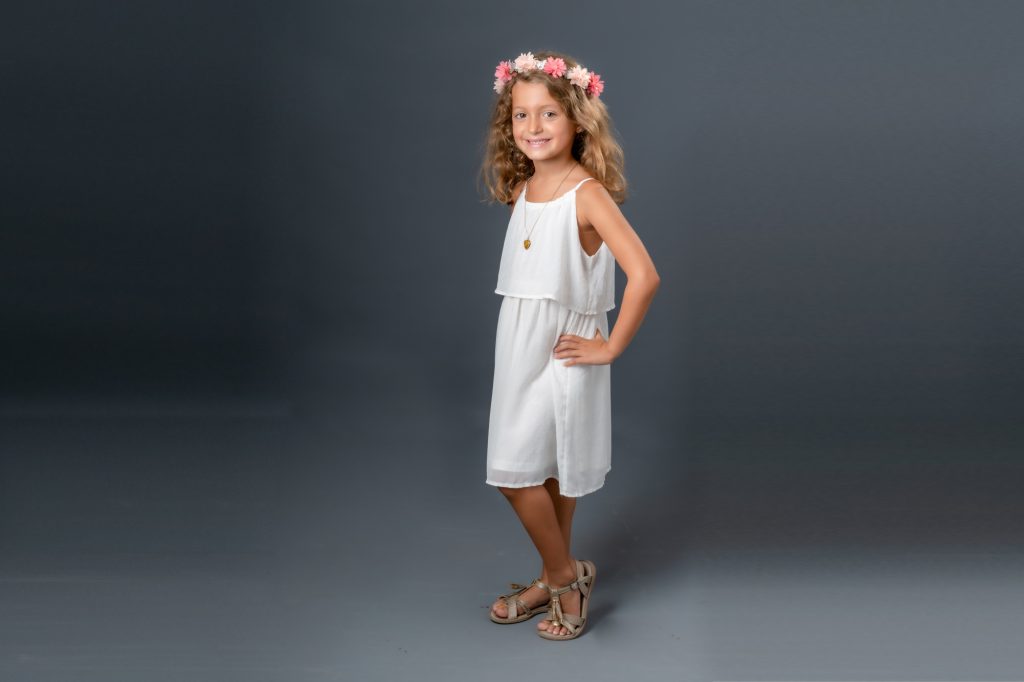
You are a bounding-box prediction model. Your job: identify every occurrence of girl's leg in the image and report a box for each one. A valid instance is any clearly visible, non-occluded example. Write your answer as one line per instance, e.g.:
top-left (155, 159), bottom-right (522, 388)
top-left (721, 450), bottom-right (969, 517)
top-left (543, 477), bottom-right (576, 549)
top-left (490, 479), bottom-right (576, 621)
top-left (538, 478), bottom-right (582, 635)
top-left (494, 482), bottom-right (582, 636)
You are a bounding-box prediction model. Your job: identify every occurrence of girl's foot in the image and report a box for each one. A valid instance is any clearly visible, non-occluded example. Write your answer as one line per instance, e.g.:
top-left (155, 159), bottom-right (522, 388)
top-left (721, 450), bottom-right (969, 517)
top-left (490, 581), bottom-right (550, 619)
top-left (536, 560), bottom-right (582, 636)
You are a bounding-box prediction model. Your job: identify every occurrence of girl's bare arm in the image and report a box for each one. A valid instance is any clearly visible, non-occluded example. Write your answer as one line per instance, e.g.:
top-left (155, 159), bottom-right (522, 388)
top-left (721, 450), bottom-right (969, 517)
top-left (577, 183), bottom-right (660, 360)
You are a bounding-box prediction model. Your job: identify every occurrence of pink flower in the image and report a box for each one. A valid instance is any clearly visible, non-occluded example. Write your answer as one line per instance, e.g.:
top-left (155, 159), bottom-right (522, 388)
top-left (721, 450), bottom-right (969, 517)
top-left (587, 72), bottom-right (604, 98)
top-left (543, 57), bottom-right (567, 78)
top-left (494, 60), bottom-right (513, 81)
top-left (514, 52), bottom-right (538, 72)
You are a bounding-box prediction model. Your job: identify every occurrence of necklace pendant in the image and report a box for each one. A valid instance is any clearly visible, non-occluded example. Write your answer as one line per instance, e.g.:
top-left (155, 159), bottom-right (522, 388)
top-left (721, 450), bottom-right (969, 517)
top-left (523, 239), bottom-right (531, 249)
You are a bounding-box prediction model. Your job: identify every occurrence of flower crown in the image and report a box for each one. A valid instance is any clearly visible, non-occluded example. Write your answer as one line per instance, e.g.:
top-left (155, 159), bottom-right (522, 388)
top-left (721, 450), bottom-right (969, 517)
top-left (493, 52), bottom-right (605, 98)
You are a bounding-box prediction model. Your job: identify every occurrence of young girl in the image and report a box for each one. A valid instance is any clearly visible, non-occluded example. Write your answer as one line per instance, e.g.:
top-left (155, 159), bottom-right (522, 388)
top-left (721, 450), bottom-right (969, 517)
top-left (479, 50), bottom-right (660, 640)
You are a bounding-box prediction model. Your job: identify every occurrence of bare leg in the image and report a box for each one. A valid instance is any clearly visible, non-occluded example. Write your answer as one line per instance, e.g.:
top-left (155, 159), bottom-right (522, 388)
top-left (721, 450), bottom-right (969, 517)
top-left (537, 478), bottom-right (581, 635)
top-left (544, 477), bottom-right (576, 549)
top-left (489, 479), bottom-right (582, 636)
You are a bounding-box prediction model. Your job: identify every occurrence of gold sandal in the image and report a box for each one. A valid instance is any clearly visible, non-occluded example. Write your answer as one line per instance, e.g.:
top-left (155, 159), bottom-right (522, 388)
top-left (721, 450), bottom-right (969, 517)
top-left (489, 578), bottom-right (551, 624)
top-left (536, 559), bottom-right (596, 640)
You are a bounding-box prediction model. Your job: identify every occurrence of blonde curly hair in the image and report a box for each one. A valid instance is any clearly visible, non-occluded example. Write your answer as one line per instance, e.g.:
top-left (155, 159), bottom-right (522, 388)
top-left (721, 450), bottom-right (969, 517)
top-left (478, 50), bottom-right (627, 207)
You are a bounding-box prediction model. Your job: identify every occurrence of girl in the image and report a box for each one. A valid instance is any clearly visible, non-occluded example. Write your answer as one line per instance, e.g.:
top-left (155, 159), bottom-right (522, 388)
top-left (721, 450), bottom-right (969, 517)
top-left (479, 50), bottom-right (660, 640)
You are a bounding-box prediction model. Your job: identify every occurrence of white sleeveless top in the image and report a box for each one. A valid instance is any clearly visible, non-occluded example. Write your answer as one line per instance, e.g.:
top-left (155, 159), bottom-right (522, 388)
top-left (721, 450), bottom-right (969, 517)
top-left (494, 177), bottom-right (616, 314)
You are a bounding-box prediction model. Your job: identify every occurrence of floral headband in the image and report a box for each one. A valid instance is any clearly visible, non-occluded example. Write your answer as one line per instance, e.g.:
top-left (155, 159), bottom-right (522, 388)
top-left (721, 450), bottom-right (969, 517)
top-left (493, 52), bottom-right (605, 98)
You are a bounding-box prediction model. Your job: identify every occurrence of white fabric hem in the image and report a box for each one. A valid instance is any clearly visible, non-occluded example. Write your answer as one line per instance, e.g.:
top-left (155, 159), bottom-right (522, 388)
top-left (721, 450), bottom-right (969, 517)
top-left (484, 466), bottom-right (610, 498)
top-left (493, 289), bottom-right (615, 314)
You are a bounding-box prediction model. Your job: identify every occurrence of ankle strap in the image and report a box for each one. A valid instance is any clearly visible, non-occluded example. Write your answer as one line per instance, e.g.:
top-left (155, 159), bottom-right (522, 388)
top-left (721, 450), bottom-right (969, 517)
top-left (535, 576), bottom-right (586, 595)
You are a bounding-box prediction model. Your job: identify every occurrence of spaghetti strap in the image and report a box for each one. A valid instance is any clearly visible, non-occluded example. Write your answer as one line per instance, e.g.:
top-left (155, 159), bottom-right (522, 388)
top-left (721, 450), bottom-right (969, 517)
top-left (570, 177), bottom-right (596, 193)
top-left (522, 176), bottom-right (596, 203)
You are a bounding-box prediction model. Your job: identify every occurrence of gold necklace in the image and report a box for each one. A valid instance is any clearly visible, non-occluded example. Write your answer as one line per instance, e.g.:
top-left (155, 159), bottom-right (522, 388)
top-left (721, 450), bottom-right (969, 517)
top-left (522, 162), bottom-right (578, 249)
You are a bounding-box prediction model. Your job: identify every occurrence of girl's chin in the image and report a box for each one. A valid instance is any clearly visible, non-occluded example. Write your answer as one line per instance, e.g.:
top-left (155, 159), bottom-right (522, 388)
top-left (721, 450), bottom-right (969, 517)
top-left (522, 145), bottom-right (564, 157)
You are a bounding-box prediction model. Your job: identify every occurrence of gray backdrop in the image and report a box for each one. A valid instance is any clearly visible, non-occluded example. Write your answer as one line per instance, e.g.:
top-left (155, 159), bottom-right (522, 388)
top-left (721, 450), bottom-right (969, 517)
top-left (4, 1), bottom-right (1022, 680)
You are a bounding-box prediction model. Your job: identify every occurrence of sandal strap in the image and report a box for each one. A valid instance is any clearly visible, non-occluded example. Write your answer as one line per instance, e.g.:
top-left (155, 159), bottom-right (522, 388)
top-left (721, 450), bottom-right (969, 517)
top-left (504, 595), bottom-right (526, 619)
top-left (536, 566), bottom-right (593, 633)
top-left (540, 605), bottom-right (583, 630)
top-left (535, 575), bottom-right (589, 596)
top-left (497, 578), bottom-right (545, 619)
top-left (537, 580), bottom-right (586, 631)
top-left (497, 579), bottom-right (532, 599)
top-left (551, 610), bottom-right (583, 634)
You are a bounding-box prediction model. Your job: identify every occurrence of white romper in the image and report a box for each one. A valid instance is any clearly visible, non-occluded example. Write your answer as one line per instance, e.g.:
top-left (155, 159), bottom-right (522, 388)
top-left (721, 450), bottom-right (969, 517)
top-left (485, 176), bottom-right (616, 497)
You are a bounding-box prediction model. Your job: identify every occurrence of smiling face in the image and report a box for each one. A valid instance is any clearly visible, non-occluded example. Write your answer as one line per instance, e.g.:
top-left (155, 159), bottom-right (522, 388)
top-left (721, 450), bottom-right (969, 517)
top-left (510, 80), bottom-right (580, 164)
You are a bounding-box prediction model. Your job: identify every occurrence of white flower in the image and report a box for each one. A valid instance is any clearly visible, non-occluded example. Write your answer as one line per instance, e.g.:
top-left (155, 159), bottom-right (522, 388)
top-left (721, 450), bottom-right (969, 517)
top-left (514, 52), bottom-right (537, 72)
top-left (567, 65), bottom-right (590, 89)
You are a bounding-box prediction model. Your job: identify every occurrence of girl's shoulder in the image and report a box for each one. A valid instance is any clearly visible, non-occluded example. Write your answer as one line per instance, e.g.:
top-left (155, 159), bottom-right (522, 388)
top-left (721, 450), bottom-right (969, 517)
top-left (507, 179), bottom-right (527, 208)
top-left (511, 179), bottom-right (527, 204)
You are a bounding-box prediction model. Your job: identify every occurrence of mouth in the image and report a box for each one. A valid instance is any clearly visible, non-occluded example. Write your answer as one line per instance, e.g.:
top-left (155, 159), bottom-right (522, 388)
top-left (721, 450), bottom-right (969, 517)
top-left (526, 138), bottom-right (550, 147)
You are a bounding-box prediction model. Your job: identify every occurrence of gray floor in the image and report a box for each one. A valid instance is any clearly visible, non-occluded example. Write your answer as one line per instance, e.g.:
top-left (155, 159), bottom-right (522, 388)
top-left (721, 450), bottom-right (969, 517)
top-left (2, 397), bottom-right (1021, 681)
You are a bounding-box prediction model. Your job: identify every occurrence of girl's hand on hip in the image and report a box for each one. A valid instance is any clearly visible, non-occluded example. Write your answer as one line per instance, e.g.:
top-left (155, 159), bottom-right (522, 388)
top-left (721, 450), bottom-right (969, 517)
top-left (553, 328), bottom-right (614, 366)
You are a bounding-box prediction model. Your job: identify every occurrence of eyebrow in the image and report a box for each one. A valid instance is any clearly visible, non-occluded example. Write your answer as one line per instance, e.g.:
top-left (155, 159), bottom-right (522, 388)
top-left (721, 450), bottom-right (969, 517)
top-left (512, 104), bottom-right (559, 110)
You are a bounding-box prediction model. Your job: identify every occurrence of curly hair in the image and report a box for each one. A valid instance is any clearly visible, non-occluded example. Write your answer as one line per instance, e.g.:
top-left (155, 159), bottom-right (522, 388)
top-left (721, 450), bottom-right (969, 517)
top-left (478, 50), bottom-right (627, 207)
